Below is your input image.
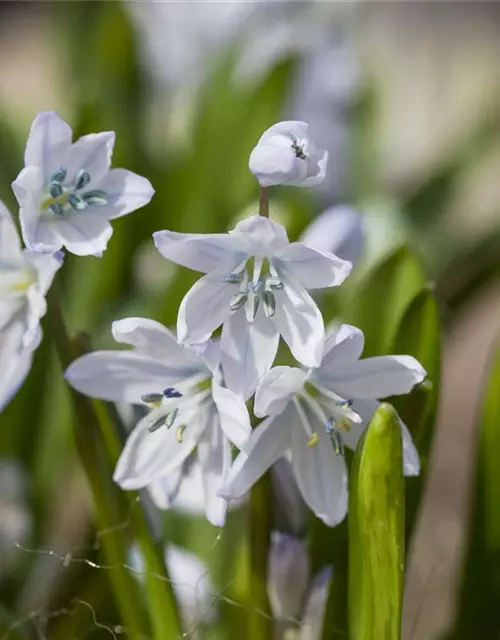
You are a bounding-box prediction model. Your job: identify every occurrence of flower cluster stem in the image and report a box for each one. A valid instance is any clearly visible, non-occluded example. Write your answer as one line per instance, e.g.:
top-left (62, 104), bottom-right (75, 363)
top-left (248, 470), bottom-right (273, 639)
top-left (259, 186), bottom-right (270, 218)
top-left (47, 279), bottom-right (182, 640)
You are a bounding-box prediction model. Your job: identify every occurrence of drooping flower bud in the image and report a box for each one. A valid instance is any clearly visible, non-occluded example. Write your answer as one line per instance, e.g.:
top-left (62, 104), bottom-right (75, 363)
top-left (249, 121), bottom-right (328, 188)
top-left (268, 532), bottom-right (310, 623)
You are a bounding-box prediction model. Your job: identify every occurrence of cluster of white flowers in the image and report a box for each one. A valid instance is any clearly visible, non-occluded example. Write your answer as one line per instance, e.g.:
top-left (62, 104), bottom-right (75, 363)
top-left (1, 115), bottom-right (426, 528)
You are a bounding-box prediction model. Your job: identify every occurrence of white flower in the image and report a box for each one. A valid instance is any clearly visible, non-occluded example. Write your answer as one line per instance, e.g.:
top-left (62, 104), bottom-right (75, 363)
top-left (268, 532), bottom-right (310, 623)
top-left (300, 205), bottom-right (365, 265)
top-left (12, 111), bottom-right (154, 257)
top-left (0, 202), bottom-right (62, 410)
top-left (65, 317), bottom-right (251, 526)
top-left (129, 542), bottom-right (215, 631)
top-left (154, 215), bottom-right (351, 399)
top-left (299, 566), bottom-right (333, 640)
top-left (248, 121), bottom-right (328, 188)
top-left (220, 324), bottom-right (425, 526)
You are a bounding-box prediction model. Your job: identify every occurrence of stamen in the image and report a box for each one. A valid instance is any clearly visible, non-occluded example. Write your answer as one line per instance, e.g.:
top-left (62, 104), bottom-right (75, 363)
top-left (230, 291), bottom-right (248, 311)
top-left (176, 425), bottom-right (187, 443)
top-left (68, 193), bottom-right (87, 212)
top-left (50, 203), bottom-right (65, 216)
top-left (83, 190), bottom-right (108, 206)
top-left (75, 169), bottom-right (91, 191)
top-left (148, 415), bottom-right (166, 433)
top-left (221, 273), bottom-right (244, 284)
top-left (262, 290), bottom-right (276, 318)
top-left (163, 387), bottom-right (182, 399)
top-left (307, 433), bottom-right (319, 448)
top-left (165, 408), bottom-right (179, 429)
top-left (335, 399), bottom-right (353, 409)
top-left (326, 419), bottom-right (344, 456)
top-left (266, 276), bottom-right (283, 290)
top-left (50, 168), bottom-right (67, 184)
top-left (293, 398), bottom-right (318, 447)
top-left (141, 393), bottom-right (164, 407)
top-left (49, 183), bottom-right (63, 198)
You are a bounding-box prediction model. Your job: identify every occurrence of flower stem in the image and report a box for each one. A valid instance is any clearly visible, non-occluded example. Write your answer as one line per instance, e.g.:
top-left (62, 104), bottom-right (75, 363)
top-left (46, 279), bottom-right (182, 639)
top-left (248, 470), bottom-right (273, 639)
top-left (259, 186), bottom-right (270, 218)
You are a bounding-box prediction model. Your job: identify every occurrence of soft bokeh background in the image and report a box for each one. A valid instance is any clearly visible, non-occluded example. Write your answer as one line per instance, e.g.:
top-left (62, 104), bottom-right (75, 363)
top-left (1, 2), bottom-right (500, 639)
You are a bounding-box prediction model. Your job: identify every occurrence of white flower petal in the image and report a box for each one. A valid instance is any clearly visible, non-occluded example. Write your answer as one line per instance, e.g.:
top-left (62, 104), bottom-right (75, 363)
top-left (300, 149), bottom-right (328, 187)
top-left (53, 213), bottom-right (113, 257)
top-left (65, 351), bottom-right (182, 403)
top-left (0, 202), bottom-right (22, 260)
top-left (300, 566), bottom-right (333, 640)
top-left (177, 268), bottom-right (233, 343)
top-left (92, 169), bottom-right (154, 219)
top-left (219, 412), bottom-right (291, 500)
top-left (230, 215), bottom-right (290, 255)
top-left (220, 306), bottom-right (279, 401)
top-left (300, 205), bottom-right (366, 264)
top-left (212, 381), bottom-right (251, 450)
top-left (13, 167), bottom-right (60, 254)
top-left (275, 242), bottom-right (351, 290)
top-left (290, 406), bottom-right (348, 527)
top-left (24, 250), bottom-right (64, 299)
top-left (62, 131), bottom-right (115, 188)
top-left (114, 409), bottom-right (206, 489)
top-left (268, 532), bottom-right (310, 622)
top-left (249, 142), bottom-right (306, 187)
top-left (320, 355), bottom-right (426, 399)
top-left (259, 121), bottom-right (310, 143)
top-left (24, 111), bottom-right (73, 183)
top-left (272, 272), bottom-right (324, 367)
top-left (148, 466), bottom-right (184, 510)
top-left (153, 229), bottom-right (246, 273)
top-left (197, 411), bottom-right (232, 526)
top-left (255, 366), bottom-right (308, 418)
top-left (0, 321), bottom-right (33, 411)
top-left (318, 324), bottom-right (365, 378)
top-left (111, 317), bottom-right (204, 371)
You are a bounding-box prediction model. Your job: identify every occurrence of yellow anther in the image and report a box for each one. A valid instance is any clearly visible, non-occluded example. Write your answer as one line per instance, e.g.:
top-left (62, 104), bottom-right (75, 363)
top-left (307, 432), bottom-right (319, 448)
top-left (176, 425), bottom-right (187, 443)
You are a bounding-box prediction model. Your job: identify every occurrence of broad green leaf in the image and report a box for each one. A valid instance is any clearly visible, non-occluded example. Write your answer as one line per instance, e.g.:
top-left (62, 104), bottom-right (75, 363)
top-left (342, 246), bottom-right (425, 357)
top-left (349, 404), bottom-right (405, 640)
top-left (446, 348), bottom-right (500, 639)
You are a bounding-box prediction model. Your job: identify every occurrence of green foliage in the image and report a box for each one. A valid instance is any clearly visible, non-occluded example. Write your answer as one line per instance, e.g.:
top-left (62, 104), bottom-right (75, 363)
top-left (348, 404), bottom-right (405, 640)
top-left (446, 348), bottom-right (500, 639)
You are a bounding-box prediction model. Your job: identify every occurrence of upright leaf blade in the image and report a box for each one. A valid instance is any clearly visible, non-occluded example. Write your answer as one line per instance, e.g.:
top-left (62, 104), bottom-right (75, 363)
top-left (349, 404), bottom-right (405, 640)
top-left (446, 348), bottom-right (500, 639)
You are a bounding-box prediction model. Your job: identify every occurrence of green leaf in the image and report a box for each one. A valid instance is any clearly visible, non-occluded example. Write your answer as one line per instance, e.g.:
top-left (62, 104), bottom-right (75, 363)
top-left (390, 288), bottom-right (440, 538)
top-left (343, 246), bottom-right (425, 357)
top-left (349, 404), bottom-right (405, 640)
top-left (446, 348), bottom-right (500, 639)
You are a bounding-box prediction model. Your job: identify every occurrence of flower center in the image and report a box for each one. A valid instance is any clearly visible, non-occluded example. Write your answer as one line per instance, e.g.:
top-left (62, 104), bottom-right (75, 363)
top-left (222, 257), bottom-right (283, 322)
top-left (41, 167), bottom-right (108, 217)
top-left (140, 374), bottom-right (211, 443)
top-left (297, 381), bottom-right (361, 455)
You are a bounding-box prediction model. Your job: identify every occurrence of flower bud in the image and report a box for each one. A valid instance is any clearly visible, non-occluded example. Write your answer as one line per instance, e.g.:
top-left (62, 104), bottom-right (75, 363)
top-left (300, 566), bottom-right (333, 640)
top-left (268, 532), bottom-right (310, 622)
top-left (249, 121), bottom-right (328, 188)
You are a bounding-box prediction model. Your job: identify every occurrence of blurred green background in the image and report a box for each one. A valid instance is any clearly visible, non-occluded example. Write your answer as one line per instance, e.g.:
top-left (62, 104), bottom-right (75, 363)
top-left (1, 2), bottom-right (500, 639)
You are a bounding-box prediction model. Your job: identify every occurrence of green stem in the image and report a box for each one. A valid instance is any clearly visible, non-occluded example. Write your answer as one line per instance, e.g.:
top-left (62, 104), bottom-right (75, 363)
top-left (259, 186), bottom-right (269, 218)
top-left (248, 471), bottom-right (273, 639)
top-left (47, 279), bottom-right (181, 639)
